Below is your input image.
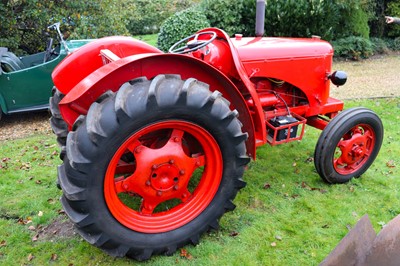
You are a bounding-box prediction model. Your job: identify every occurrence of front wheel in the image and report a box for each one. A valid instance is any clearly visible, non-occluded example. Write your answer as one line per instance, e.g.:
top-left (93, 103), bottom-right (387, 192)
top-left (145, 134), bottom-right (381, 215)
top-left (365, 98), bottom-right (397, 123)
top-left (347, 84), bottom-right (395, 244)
top-left (314, 107), bottom-right (383, 183)
top-left (59, 75), bottom-right (249, 260)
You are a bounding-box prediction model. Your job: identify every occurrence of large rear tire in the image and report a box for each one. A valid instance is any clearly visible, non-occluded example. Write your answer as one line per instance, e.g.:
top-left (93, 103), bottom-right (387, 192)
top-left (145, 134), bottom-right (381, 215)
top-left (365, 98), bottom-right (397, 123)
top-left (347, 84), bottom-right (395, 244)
top-left (314, 107), bottom-right (383, 183)
top-left (59, 75), bottom-right (250, 260)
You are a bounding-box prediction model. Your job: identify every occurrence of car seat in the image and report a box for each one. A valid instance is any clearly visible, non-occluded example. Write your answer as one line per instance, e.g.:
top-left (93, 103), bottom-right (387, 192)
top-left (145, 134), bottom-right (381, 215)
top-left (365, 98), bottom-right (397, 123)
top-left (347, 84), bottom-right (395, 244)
top-left (0, 48), bottom-right (25, 72)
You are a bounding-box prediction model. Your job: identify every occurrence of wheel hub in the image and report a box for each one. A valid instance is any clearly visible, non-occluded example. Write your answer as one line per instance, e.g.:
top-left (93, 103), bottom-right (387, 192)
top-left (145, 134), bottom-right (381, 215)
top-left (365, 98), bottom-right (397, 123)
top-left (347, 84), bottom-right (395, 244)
top-left (150, 162), bottom-right (181, 192)
top-left (340, 133), bottom-right (366, 164)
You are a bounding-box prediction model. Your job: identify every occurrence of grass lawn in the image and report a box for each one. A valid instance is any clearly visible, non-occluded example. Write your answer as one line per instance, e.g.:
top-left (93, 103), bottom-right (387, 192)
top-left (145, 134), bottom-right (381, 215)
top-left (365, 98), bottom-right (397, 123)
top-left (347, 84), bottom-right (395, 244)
top-left (0, 97), bottom-right (398, 265)
top-left (133, 34), bottom-right (158, 47)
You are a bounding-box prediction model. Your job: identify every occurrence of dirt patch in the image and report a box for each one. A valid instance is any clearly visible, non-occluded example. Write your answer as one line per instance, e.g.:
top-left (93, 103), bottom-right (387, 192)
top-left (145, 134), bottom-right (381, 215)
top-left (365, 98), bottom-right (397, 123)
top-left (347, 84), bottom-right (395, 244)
top-left (33, 215), bottom-right (77, 242)
top-left (0, 111), bottom-right (53, 141)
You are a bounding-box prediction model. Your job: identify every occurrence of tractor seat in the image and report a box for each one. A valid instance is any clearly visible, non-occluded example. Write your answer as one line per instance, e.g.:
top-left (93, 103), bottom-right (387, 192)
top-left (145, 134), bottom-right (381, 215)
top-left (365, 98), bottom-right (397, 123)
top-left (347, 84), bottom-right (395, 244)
top-left (0, 48), bottom-right (26, 72)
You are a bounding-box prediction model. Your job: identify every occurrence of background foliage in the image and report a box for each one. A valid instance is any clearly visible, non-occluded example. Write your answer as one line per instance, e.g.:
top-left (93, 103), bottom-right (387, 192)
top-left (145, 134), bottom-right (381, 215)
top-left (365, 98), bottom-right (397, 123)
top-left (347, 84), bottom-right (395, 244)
top-left (1, 0), bottom-right (400, 58)
top-left (386, 0), bottom-right (400, 37)
top-left (0, 0), bottom-right (133, 54)
top-left (127, 0), bottom-right (200, 35)
top-left (157, 8), bottom-right (210, 52)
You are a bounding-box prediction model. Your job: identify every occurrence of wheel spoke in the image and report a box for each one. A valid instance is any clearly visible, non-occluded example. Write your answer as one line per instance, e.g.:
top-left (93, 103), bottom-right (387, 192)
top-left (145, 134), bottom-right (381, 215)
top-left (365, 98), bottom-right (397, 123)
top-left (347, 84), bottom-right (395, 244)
top-left (179, 188), bottom-right (192, 203)
top-left (338, 138), bottom-right (351, 149)
top-left (191, 154), bottom-right (205, 168)
top-left (140, 199), bottom-right (158, 215)
top-left (114, 176), bottom-right (127, 193)
top-left (334, 156), bottom-right (346, 168)
top-left (126, 139), bottom-right (143, 153)
top-left (114, 170), bottom-right (148, 195)
top-left (169, 129), bottom-right (185, 142)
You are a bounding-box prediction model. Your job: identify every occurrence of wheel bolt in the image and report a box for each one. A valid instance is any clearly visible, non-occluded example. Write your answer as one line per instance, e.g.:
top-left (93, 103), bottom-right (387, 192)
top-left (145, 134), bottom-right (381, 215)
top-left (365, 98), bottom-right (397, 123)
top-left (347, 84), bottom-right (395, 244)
top-left (179, 170), bottom-right (185, 175)
top-left (195, 161), bottom-right (201, 166)
top-left (123, 184), bottom-right (129, 190)
top-left (145, 180), bottom-right (151, 186)
top-left (152, 164), bottom-right (158, 169)
top-left (182, 193), bottom-right (187, 198)
top-left (174, 137), bottom-right (179, 142)
top-left (157, 191), bottom-right (162, 196)
top-left (174, 185), bottom-right (179, 190)
top-left (169, 159), bottom-right (175, 164)
top-left (135, 147), bottom-right (141, 153)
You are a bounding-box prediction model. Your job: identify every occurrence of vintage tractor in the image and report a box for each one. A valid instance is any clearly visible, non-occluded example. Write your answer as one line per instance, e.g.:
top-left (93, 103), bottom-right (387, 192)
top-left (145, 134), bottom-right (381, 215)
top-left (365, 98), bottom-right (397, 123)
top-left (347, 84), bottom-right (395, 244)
top-left (50, 1), bottom-right (383, 261)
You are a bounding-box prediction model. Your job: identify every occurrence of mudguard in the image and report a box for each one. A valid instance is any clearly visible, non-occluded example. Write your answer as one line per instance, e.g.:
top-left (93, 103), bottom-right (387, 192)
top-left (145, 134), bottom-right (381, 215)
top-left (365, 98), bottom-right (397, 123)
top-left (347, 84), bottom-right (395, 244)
top-left (52, 36), bottom-right (162, 95)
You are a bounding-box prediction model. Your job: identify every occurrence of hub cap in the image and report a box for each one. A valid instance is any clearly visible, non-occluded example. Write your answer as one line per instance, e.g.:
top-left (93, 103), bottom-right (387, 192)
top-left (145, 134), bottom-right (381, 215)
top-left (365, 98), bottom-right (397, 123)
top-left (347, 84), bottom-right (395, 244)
top-left (334, 124), bottom-right (376, 175)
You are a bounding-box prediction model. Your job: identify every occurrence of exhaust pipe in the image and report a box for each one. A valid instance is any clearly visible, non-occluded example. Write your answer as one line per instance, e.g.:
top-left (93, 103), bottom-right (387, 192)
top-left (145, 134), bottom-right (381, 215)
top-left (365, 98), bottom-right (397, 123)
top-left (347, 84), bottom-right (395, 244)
top-left (255, 0), bottom-right (266, 37)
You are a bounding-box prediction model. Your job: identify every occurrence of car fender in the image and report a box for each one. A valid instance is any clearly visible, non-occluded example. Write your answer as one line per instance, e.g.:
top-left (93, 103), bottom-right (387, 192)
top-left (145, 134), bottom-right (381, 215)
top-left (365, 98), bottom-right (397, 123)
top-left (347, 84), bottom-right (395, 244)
top-left (59, 53), bottom-right (256, 157)
top-left (52, 36), bottom-right (162, 95)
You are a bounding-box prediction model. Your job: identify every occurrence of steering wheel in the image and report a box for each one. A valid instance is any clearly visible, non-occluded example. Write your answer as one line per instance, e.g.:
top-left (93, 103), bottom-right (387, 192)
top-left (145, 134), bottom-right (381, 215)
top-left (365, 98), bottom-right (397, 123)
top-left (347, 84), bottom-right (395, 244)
top-left (43, 38), bottom-right (54, 63)
top-left (169, 31), bottom-right (217, 54)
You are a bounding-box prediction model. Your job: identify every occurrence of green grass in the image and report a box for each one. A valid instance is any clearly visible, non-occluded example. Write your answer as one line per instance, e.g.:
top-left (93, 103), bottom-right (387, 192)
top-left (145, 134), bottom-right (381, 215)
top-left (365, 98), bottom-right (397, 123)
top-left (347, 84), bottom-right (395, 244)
top-left (133, 34), bottom-right (158, 47)
top-left (0, 98), bottom-right (399, 265)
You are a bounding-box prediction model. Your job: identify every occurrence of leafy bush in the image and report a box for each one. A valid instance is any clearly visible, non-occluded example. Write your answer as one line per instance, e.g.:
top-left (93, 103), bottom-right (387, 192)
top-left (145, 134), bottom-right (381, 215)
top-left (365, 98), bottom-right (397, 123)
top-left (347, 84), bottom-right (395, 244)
top-left (68, 1), bottom-right (130, 39)
top-left (0, 0), bottom-right (132, 54)
top-left (264, 0), bottom-right (341, 41)
top-left (334, 1), bottom-right (373, 39)
top-left (157, 9), bottom-right (210, 52)
top-left (199, 0), bottom-right (372, 41)
top-left (384, 37), bottom-right (400, 51)
top-left (127, 0), bottom-right (200, 35)
top-left (332, 36), bottom-right (374, 60)
top-left (199, 0), bottom-right (255, 37)
top-left (370, 37), bottom-right (391, 54)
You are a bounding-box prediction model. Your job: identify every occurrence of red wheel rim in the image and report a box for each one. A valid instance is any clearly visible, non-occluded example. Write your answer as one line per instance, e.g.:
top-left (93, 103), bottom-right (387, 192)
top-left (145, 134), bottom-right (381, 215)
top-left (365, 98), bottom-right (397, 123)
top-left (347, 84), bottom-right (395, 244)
top-left (104, 120), bottom-right (223, 233)
top-left (333, 124), bottom-right (376, 175)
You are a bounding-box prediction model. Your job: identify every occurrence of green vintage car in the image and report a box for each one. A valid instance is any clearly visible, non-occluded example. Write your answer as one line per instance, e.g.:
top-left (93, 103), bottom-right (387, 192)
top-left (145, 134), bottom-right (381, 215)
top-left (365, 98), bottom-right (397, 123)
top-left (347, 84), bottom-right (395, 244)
top-left (0, 23), bottom-right (92, 120)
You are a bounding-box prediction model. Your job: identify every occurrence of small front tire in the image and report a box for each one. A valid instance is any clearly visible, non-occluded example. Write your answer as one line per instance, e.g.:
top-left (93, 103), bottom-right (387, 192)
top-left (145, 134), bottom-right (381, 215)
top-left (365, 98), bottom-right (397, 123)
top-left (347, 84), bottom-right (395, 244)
top-left (314, 107), bottom-right (383, 183)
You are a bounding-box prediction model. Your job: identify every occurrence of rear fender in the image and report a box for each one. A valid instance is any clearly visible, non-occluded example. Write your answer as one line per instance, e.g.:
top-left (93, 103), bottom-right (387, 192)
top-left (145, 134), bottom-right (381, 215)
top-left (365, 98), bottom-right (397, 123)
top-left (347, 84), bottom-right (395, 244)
top-left (59, 53), bottom-right (256, 157)
top-left (52, 36), bottom-right (162, 94)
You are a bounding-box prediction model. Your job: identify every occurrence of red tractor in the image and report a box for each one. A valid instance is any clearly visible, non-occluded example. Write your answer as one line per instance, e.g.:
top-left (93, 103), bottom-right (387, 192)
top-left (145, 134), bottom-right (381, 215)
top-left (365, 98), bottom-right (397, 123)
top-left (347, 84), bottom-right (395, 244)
top-left (50, 1), bottom-right (383, 261)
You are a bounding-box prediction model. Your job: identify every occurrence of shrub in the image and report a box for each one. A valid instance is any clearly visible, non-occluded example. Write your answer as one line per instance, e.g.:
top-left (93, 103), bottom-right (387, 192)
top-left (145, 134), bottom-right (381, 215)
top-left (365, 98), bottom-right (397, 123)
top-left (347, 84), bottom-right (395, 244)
top-left (0, 0), bottom-right (131, 54)
top-left (127, 0), bottom-right (200, 35)
top-left (370, 37), bottom-right (390, 54)
top-left (199, 0), bottom-right (255, 37)
top-left (199, 0), bottom-right (371, 41)
top-left (385, 37), bottom-right (400, 51)
top-left (265, 0), bottom-right (343, 41)
top-left (157, 9), bottom-right (210, 52)
top-left (334, 1), bottom-right (373, 39)
top-left (332, 36), bottom-right (374, 60)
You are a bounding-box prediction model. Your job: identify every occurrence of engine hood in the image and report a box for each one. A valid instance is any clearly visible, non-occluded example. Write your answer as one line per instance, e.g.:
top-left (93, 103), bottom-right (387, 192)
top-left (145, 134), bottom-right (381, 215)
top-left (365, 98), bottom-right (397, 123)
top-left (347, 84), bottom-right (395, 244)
top-left (231, 36), bottom-right (333, 62)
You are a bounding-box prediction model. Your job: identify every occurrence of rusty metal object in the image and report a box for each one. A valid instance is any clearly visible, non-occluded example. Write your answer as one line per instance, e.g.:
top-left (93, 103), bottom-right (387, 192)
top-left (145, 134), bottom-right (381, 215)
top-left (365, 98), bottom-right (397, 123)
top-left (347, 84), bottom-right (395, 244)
top-left (321, 214), bottom-right (400, 266)
top-left (363, 215), bottom-right (400, 266)
top-left (320, 215), bottom-right (376, 266)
